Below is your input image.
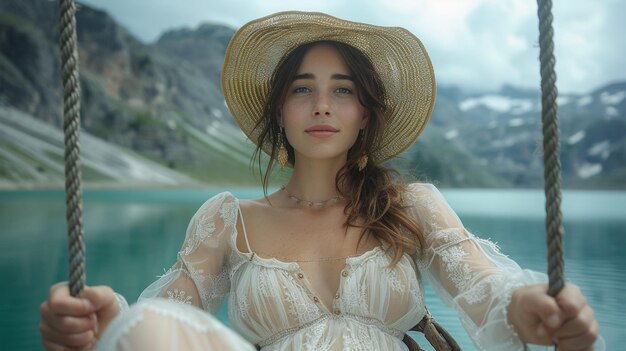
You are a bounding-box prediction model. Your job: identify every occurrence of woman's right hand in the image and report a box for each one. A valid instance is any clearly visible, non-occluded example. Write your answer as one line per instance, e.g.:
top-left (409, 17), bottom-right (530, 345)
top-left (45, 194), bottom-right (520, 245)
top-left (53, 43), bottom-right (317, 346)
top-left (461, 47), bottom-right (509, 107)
top-left (39, 282), bottom-right (120, 350)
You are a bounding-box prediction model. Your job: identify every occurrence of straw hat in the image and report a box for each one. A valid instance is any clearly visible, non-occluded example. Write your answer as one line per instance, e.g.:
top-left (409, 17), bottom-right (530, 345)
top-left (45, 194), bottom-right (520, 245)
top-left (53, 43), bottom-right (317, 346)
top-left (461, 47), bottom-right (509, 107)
top-left (221, 11), bottom-right (436, 163)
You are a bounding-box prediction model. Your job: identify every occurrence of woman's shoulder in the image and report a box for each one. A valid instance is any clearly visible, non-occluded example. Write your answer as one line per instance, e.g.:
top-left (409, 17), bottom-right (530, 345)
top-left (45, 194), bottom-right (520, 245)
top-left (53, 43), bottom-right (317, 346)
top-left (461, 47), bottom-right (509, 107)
top-left (405, 182), bottom-right (442, 199)
top-left (191, 191), bottom-right (240, 218)
top-left (403, 182), bottom-right (456, 216)
top-left (238, 195), bottom-right (276, 221)
top-left (403, 182), bottom-right (463, 230)
top-left (203, 191), bottom-right (239, 205)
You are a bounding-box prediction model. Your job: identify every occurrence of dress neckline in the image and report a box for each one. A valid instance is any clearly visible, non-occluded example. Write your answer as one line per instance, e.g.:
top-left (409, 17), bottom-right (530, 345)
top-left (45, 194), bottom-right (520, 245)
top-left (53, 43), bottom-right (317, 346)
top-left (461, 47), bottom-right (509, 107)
top-left (226, 193), bottom-right (415, 316)
top-left (229, 196), bottom-right (387, 270)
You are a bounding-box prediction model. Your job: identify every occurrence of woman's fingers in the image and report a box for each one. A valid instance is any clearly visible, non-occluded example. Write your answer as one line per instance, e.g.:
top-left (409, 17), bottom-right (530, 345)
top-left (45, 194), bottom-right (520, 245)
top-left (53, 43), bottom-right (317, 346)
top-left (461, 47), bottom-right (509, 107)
top-left (554, 305), bottom-right (599, 350)
top-left (43, 338), bottom-right (96, 351)
top-left (556, 303), bottom-right (595, 337)
top-left (511, 283), bottom-right (599, 349)
top-left (81, 285), bottom-right (116, 313)
top-left (40, 282), bottom-right (103, 350)
top-left (518, 286), bottom-right (563, 340)
top-left (42, 340), bottom-right (74, 351)
top-left (39, 320), bottom-right (96, 349)
top-left (47, 282), bottom-right (94, 316)
top-left (81, 285), bottom-right (119, 336)
top-left (556, 320), bottom-right (599, 351)
top-left (537, 284), bottom-right (599, 351)
top-left (556, 284), bottom-right (590, 323)
top-left (40, 301), bottom-right (95, 334)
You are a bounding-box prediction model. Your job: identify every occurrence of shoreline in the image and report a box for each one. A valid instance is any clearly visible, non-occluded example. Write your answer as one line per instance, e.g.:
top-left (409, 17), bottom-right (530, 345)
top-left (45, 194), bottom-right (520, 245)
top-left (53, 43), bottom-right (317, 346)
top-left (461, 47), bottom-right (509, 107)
top-left (0, 181), bottom-right (280, 191)
top-left (1, 181), bottom-right (625, 192)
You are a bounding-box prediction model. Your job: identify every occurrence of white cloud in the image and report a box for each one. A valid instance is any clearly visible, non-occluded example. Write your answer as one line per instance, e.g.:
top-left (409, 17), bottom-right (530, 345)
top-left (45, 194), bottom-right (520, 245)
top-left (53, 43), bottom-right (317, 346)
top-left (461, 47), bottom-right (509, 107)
top-left (79, 0), bottom-right (625, 93)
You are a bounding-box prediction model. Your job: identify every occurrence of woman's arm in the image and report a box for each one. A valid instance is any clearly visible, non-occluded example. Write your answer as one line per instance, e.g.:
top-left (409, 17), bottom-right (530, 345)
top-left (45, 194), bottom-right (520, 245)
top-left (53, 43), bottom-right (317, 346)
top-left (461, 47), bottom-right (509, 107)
top-left (39, 192), bottom-right (237, 350)
top-left (137, 192), bottom-right (237, 313)
top-left (407, 183), bottom-right (600, 350)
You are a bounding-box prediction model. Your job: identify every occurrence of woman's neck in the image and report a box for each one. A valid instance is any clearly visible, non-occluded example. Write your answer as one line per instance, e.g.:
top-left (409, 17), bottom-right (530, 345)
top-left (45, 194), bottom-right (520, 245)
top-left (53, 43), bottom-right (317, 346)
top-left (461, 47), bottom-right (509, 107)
top-left (286, 156), bottom-right (346, 202)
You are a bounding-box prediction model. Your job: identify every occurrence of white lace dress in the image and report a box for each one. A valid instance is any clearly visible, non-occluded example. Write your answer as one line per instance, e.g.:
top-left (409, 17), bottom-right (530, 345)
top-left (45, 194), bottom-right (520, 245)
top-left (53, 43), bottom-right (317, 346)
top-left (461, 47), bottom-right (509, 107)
top-left (96, 183), bottom-right (598, 351)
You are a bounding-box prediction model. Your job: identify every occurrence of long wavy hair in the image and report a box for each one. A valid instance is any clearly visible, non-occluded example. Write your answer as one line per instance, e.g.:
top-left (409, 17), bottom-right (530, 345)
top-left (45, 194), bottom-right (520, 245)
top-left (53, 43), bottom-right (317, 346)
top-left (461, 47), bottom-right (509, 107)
top-left (252, 40), bottom-right (424, 265)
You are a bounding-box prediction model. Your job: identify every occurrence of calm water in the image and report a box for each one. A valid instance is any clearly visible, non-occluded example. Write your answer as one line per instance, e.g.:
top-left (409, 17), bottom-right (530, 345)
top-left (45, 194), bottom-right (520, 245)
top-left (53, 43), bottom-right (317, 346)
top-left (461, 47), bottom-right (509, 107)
top-left (1, 187), bottom-right (624, 350)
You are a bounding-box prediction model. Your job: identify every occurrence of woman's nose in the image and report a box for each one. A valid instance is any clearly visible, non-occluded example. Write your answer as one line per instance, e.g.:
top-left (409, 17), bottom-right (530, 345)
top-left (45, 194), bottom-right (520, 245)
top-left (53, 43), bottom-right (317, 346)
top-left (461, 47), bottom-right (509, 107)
top-left (313, 93), bottom-right (331, 116)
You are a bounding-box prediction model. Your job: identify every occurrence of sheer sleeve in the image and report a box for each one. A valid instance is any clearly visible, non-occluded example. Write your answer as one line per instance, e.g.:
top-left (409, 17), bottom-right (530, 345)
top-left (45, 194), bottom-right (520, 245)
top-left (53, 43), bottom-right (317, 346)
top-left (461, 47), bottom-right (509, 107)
top-left (137, 192), bottom-right (237, 314)
top-left (406, 183), bottom-right (547, 350)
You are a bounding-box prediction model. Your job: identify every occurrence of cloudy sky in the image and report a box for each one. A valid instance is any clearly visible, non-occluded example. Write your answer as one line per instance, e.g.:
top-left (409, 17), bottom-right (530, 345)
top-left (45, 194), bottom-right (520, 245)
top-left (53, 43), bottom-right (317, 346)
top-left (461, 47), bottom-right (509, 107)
top-left (78, 0), bottom-right (625, 94)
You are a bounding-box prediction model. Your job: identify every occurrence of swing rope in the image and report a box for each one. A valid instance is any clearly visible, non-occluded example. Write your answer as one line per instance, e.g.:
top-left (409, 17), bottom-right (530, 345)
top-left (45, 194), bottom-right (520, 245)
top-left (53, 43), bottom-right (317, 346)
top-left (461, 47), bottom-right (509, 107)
top-left (56, 0), bottom-right (566, 348)
top-left (536, 0), bottom-right (565, 298)
top-left (58, 0), bottom-right (85, 298)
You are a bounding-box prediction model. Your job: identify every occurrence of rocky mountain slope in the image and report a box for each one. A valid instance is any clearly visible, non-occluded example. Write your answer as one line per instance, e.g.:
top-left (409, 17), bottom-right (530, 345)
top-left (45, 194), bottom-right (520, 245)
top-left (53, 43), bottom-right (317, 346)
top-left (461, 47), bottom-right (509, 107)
top-left (389, 78), bottom-right (625, 190)
top-left (0, 105), bottom-right (197, 187)
top-left (1, 0), bottom-right (624, 189)
top-left (0, 0), bottom-right (258, 188)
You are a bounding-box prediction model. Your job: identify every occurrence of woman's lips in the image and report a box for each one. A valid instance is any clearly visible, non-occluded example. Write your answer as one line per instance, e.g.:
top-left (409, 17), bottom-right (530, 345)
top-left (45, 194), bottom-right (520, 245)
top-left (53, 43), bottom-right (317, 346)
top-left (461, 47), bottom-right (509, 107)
top-left (305, 125), bottom-right (338, 138)
top-left (306, 130), bottom-right (338, 137)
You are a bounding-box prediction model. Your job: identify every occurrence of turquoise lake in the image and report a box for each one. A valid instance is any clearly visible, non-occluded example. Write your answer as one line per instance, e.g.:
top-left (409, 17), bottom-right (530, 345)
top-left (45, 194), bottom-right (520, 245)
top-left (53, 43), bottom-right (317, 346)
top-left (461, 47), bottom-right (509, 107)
top-left (1, 187), bottom-right (624, 350)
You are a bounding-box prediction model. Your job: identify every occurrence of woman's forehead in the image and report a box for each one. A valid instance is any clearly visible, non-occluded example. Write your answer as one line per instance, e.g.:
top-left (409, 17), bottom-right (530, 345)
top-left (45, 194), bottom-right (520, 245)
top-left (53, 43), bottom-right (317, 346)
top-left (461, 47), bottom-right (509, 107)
top-left (296, 44), bottom-right (351, 76)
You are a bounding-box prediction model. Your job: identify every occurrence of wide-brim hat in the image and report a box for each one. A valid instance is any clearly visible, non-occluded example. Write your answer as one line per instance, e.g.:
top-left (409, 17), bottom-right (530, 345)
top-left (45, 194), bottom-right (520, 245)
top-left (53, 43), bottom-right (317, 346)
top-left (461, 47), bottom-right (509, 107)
top-left (221, 11), bottom-right (436, 164)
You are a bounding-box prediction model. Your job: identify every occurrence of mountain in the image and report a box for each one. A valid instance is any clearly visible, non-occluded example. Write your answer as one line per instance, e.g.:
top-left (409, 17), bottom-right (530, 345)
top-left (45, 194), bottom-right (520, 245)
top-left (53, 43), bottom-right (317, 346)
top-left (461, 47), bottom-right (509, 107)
top-left (0, 0), bottom-right (624, 189)
top-left (0, 0), bottom-right (259, 188)
top-left (0, 105), bottom-right (196, 187)
top-left (434, 82), bottom-right (626, 189)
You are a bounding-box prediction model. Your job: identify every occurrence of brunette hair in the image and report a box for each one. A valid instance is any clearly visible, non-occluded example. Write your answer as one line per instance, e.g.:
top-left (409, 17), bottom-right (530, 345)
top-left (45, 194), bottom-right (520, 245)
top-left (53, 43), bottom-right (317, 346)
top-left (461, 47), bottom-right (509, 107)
top-left (252, 40), bottom-right (423, 265)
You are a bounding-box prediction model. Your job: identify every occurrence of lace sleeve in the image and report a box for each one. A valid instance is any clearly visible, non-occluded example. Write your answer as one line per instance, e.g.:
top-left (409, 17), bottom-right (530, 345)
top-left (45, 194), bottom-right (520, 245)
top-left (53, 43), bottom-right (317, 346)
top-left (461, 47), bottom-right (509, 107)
top-left (406, 183), bottom-right (548, 350)
top-left (137, 192), bottom-right (237, 314)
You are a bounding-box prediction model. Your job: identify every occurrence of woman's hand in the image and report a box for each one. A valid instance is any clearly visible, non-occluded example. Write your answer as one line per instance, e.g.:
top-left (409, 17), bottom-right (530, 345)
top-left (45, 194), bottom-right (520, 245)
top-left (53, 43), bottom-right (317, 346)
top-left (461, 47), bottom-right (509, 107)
top-left (508, 283), bottom-right (599, 350)
top-left (39, 282), bottom-right (120, 350)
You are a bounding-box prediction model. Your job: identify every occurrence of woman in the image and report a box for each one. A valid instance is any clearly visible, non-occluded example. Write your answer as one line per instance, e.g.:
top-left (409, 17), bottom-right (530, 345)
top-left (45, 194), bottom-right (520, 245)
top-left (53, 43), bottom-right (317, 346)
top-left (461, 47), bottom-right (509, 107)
top-left (39, 11), bottom-right (601, 351)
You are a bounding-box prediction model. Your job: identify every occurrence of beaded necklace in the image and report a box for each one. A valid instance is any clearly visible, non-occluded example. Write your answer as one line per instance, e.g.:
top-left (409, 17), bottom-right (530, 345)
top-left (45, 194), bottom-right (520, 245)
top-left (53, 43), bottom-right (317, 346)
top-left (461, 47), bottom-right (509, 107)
top-left (280, 185), bottom-right (344, 208)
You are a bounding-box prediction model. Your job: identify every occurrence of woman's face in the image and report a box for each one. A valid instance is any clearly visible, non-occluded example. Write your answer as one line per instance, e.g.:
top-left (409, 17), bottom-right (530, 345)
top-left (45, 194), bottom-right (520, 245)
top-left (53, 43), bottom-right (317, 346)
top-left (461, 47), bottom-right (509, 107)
top-left (281, 44), bottom-right (367, 165)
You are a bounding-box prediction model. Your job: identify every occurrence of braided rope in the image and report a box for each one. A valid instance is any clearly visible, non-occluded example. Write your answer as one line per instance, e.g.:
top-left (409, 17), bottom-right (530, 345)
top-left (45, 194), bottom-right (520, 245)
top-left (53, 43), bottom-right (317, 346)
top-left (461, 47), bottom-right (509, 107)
top-left (536, 0), bottom-right (565, 298)
top-left (58, 0), bottom-right (85, 298)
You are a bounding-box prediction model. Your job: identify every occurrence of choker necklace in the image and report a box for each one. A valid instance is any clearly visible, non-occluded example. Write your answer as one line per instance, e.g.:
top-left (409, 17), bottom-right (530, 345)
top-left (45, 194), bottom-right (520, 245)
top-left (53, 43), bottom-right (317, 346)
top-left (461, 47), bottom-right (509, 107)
top-left (280, 185), bottom-right (344, 208)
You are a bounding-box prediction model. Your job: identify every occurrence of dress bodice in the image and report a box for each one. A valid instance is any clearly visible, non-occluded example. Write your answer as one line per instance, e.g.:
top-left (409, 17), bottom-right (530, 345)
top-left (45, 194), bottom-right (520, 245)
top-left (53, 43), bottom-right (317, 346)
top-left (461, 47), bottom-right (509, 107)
top-left (227, 229), bottom-right (425, 349)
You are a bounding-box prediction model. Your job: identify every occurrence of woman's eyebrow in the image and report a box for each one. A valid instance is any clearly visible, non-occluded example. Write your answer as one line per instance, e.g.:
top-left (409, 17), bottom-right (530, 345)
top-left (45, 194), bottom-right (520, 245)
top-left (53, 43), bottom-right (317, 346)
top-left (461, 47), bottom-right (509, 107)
top-left (293, 73), bottom-right (314, 80)
top-left (293, 73), bottom-right (354, 81)
top-left (331, 73), bottom-right (354, 81)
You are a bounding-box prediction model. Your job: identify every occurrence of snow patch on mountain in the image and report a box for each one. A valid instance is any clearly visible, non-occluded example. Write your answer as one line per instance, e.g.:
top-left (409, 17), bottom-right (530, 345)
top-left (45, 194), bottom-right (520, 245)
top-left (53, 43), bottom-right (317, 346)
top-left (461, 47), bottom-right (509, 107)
top-left (557, 96), bottom-right (572, 105)
top-left (605, 106), bottom-right (619, 117)
top-left (445, 130), bottom-right (459, 140)
top-left (577, 95), bottom-right (593, 107)
top-left (588, 140), bottom-right (611, 159)
top-left (459, 95), bottom-right (535, 114)
top-left (600, 91), bottom-right (626, 105)
top-left (211, 108), bottom-right (223, 119)
top-left (567, 131), bottom-right (585, 145)
top-left (577, 163), bottom-right (602, 179)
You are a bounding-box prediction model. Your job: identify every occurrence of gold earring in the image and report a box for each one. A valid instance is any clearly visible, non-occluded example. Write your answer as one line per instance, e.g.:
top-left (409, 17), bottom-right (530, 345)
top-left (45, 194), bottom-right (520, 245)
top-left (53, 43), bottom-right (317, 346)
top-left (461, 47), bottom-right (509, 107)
top-left (357, 154), bottom-right (368, 171)
top-left (277, 129), bottom-right (288, 168)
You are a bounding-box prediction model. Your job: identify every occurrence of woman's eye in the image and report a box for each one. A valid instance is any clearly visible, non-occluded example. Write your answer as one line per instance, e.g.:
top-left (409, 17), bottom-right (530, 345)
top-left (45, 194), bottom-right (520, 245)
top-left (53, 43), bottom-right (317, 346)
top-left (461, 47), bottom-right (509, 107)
top-left (336, 87), bottom-right (352, 94)
top-left (293, 87), bottom-right (311, 93)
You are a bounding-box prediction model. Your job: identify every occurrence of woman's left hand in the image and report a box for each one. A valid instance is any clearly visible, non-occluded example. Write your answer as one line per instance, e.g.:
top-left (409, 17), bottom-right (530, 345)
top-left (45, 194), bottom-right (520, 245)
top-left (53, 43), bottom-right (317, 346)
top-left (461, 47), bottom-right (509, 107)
top-left (508, 283), bottom-right (599, 350)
